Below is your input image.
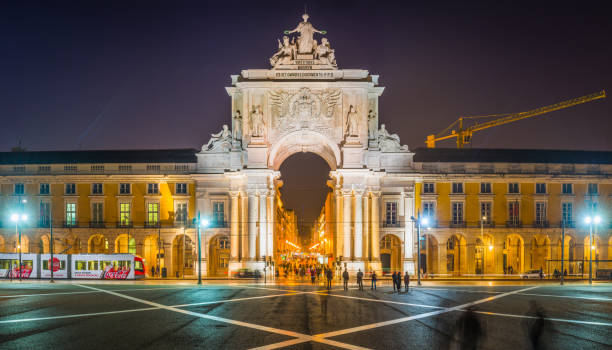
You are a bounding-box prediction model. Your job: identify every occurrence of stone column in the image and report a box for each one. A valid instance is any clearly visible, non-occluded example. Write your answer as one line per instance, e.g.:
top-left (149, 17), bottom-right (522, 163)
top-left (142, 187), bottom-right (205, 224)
top-left (371, 191), bottom-right (381, 261)
top-left (241, 195), bottom-right (248, 261)
top-left (259, 192), bottom-right (267, 259)
top-left (354, 191), bottom-right (363, 260)
top-left (266, 193), bottom-right (274, 260)
top-left (363, 194), bottom-right (370, 261)
top-left (248, 191), bottom-right (258, 260)
top-left (403, 192), bottom-right (415, 273)
top-left (230, 192), bottom-right (240, 260)
top-left (343, 190), bottom-right (352, 259)
top-left (335, 189), bottom-right (343, 258)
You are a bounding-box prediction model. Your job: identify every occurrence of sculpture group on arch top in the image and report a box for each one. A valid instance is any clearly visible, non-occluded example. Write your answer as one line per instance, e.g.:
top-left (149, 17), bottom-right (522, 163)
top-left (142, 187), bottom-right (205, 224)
top-left (202, 13), bottom-right (409, 164)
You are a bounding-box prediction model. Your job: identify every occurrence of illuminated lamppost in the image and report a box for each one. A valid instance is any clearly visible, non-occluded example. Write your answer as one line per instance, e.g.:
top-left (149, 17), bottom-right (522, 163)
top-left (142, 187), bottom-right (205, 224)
top-left (196, 212), bottom-right (209, 285)
top-left (584, 215), bottom-right (601, 285)
top-left (11, 211), bottom-right (28, 282)
top-left (410, 213), bottom-right (429, 286)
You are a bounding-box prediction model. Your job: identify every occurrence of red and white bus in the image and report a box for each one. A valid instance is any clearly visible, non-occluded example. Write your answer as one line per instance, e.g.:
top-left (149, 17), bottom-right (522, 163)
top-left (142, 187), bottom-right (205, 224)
top-left (0, 253), bottom-right (145, 280)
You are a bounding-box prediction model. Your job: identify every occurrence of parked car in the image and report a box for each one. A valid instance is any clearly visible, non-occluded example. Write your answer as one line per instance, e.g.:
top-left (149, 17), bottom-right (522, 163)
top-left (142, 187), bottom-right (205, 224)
top-left (233, 268), bottom-right (262, 278)
top-left (521, 269), bottom-right (546, 279)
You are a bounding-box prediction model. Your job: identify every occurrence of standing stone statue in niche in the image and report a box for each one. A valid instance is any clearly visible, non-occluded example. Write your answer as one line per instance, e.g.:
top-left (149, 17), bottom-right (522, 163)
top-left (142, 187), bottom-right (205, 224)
top-left (345, 105), bottom-right (359, 137)
top-left (204, 124), bottom-right (232, 151)
top-left (367, 109), bottom-right (377, 140)
top-left (284, 13), bottom-right (326, 54)
top-left (270, 36), bottom-right (296, 67)
top-left (250, 105), bottom-right (265, 137)
top-left (232, 110), bottom-right (243, 140)
top-left (377, 124), bottom-right (408, 151)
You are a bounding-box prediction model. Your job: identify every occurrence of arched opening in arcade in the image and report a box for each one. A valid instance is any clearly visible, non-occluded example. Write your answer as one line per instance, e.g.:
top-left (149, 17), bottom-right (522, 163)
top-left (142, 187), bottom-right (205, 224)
top-left (13, 235), bottom-right (30, 253)
top-left (208, 234), bottom-right (230, 276)
top-left (143, 235), bottom-right (165, 275)
top-left (115, 234), bottom-right (136, 254)
top-left (277, 152), bottom-right (332, 269)
top-left (583, 235), bottom-right (601, 274)
top-left (0, 235), bottom-right (4, 252)
top-left (474, 234), bottom-right (494, 275)
top-left (446, 234), bottom-right (467, 276)
top-left (419, 234), bottom-right (439, 276)
top-left (39, 234), bottom-right (50, 253)
top-left (530, 235), bottom-right (550, 272)
top-left (380, 234), bottom-right (402, 274)
top-left (172, 234), bottom-right (194, 277)
top-left (88, 234), bottom-right (109, 253)
top-left (504, 234), bottom-right (524, 274)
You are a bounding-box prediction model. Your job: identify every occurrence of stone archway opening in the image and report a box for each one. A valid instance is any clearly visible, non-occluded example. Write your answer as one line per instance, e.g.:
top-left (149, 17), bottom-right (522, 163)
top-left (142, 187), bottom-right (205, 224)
top-left (380, 234), bottom-right (402, 275)
top-left (208, 234), bottom-right (230, 276)
top-left (277, 151), bottom-right (332, 253)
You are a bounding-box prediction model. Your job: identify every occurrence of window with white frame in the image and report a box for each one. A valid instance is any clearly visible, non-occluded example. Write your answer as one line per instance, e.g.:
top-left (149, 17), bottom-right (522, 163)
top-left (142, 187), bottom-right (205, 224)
top-left (213, 202), bottom-right (225, 226)
top-left (175, 202), bottom-right (188, 224)
top-left (562, 183), bottom-right (572, 194)
top-left (147, 183), bottom-right (159, 195)
top-left (385, 202), bottom-right (397, 226)
top-left (120, 203), bottom-right (131, 225)
top-left (587, 183), bottom-right (598, 195)
top-left (423, 183), bottom-right (435, 194)
top-left (92, 203), bottom-right (103, 224)
top-left (40, 202), bottom-right (50, 226)
top-left (480, 202), bottom-right (492, 223)
top-left (119, 183), bottom-right (131, 195)
top-left (14, 183), bottom-right (25, 195)
top-left (535, 183), bottom-right (546, 194)
top-left (562, 203), bottom-right (573, 226)
top-left (422, 202), bottom-right (435, 220)
top-left (92, 183), bottom-right (103, 195)
top-left (147, 203), bottom-right (159, 225)
top-left (480, 182), bottom-right (491, 194)
top-left (508, 201), bottom-right (520, 224)
top-left (451, 202), bottom-right (464, 224)
top-left (65, 203), bottom-right (77, 226)
top-left (452, 183), bottom-right (464, 194)
top-left (535, 202), bottom-right (547, 225)
top-left (65, 183), bottom-right (76, 195)
top-left (508, 183), bottom-right (520, 194)
top-left (176, 183), bottom-right (188, 195)
top-left (39, 183), bottom-right (50, 195)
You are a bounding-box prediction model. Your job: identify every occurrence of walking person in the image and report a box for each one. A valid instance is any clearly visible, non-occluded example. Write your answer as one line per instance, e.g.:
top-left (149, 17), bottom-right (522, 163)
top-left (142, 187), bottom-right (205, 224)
top-left (404, 271), bottom-right (410, 292)
top-left (356, 269), bottom-right (364, 291)
top-left (342, 268), bottom-right (349, 291)
top-left (391, 271), bottom-right (397, 292)
top-left (310, 268), bottom-right (316, 284)
top-left (371, 270), bottom-right (377, 290)
top-left (326, 267), bottom-right (333, 290)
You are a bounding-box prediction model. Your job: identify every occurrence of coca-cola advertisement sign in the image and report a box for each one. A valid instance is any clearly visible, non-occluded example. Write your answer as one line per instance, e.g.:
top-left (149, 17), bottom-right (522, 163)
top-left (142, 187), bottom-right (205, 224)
top-left (102, 265), bottom-right (131, 280)
top-left (49, 257), bottom-right (60, 272)
top-left (10, 266), bottom-right (33, 279)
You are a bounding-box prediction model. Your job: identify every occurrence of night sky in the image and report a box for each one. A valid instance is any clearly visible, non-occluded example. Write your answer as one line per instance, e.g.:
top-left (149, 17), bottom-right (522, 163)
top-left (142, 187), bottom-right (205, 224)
top-left (1, 1), bottom-right (610, 236)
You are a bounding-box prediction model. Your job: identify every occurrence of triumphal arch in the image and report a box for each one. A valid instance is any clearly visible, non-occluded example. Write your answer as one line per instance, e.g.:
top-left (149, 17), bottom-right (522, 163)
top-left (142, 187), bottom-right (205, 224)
top-left (196, 14), bottom-right (416, 274)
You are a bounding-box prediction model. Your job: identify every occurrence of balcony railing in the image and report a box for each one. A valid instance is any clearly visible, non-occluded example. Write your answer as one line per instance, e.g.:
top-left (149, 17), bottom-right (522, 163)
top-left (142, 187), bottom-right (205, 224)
top-left (560, 220), bottom-right (575, 228)
top-left (449, 220), bottom-right (466, 228)
top-left (532, 220), bottom-right (550, 228)
top-left (382, 221), bottom-right (404, 228)
top-left (144, 222), bottom-right (161, 228)
top-left (62, 220), bottom-right (78, 228)
top-left (116, 221), bottom-right (133, 228)
top-left (506, 220), bottom-right (523, 228)
top-left (89, 222), bottom-right (106, 228)
top-left (209, 220), bottom-right (229, 228)
top-left (479, 220), bottom-right (495, 228)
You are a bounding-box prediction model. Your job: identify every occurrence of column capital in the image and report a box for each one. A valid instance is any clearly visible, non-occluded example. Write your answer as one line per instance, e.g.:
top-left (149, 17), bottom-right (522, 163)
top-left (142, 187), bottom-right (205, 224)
top-left (229, 191), bottom-right (241, 198)
top-left (354, 189), bottom-right (365, 197)
top-left (246, 189), bottom-right (258, 197)
top-left (341, 189), bottom-right (353, 197)
top-left (370, 190), bottom-right (382, 198)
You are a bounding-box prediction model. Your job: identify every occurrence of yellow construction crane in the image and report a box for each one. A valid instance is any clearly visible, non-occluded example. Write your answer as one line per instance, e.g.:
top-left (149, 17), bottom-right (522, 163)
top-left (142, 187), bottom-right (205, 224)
top-left (425, 90), bottom-right (606, 148)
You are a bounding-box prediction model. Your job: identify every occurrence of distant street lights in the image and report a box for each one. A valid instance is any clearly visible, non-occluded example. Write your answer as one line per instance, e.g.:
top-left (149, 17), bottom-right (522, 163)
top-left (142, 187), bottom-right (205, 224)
top-left (584, 215), bottom-right (601, 285)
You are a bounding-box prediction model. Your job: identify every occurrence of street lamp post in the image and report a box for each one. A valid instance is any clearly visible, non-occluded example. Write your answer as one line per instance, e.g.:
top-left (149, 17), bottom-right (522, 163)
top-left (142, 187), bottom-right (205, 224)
top-left (584, 215), bottom-right (601, 285)
top-left (561, 219), bottom-right (565, 285)
top-left (410, 213), bottom-right (429, 286)
top-left (196, 212), bottom-right (209, 286)
top-left (50, 205), bottom-right (54, 283)
top-left (11, 212), bottom-right (27, 282)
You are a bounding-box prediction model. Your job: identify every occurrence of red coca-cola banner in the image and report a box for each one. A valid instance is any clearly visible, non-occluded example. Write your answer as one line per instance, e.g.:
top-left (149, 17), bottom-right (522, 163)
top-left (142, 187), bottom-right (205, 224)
top-left (10, 266), bottom-right (33, 278)
top-left (49, 257), bottom-right (60, 272)
top-left (102, 265), bottom-right (130, 280)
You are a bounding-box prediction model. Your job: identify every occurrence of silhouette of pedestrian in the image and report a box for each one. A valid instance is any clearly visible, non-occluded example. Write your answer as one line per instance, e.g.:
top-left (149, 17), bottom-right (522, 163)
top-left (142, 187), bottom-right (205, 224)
top-left (455, 307), bottom-right (482, 350)
top-left (326, 268), bottom-right (333, 290)
top-left (528, 301), bottom-right (548, 349)
top-left (391, 271), bottom-right (397, 292)
top-left (357, 269), bottom-right (364, 291)
top-left (342, 269), bottom-right (349, 291)
top-left (371, 271), bottom-right (377, 290)
top-left (404, 271), bottom-right (410, 292)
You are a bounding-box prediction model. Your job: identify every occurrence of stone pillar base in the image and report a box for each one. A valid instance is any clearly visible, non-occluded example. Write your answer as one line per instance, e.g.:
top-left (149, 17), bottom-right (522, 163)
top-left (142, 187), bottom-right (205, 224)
top-left (403, 259), bottom-right (416, 275)
top-left (244, 260), bottom-right (266, 274)
top-left (343, 260), bottom-right (365, 275)
top-left (229, 261), bottom-right (245, 276)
